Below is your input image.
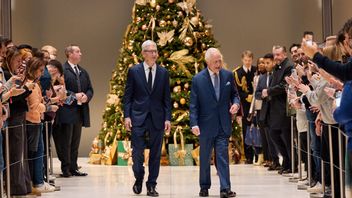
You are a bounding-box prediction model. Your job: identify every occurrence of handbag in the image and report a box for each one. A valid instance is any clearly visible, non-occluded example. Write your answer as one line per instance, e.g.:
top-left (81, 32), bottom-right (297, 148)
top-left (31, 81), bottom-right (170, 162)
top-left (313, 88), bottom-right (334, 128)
top-left (244, 124), bottom-right (262, 147)
top-left (168, 126), bottom-right (193, 166)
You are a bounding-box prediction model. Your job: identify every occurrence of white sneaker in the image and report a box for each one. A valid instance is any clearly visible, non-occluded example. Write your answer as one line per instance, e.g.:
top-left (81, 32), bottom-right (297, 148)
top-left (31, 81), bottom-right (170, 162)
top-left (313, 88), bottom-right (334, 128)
top-left (48, 174), bottom-right (56, 181)
top-left (307, 182), bottom-right (323, 193)
top-left (297, 179), bottom-right (309, 185)
top-left (33, 182), bottom-right (55, 193)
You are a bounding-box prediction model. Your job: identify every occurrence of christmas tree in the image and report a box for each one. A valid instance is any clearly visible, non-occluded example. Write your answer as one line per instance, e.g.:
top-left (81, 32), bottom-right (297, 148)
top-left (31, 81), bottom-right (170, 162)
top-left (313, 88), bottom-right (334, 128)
top-left (94, 0), bottom-right (242, 163)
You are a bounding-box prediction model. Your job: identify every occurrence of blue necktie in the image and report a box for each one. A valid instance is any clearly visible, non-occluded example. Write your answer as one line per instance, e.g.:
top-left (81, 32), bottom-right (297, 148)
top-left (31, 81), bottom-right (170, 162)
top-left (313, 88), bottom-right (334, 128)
top-left (214, 73), bottom-right (220, 100)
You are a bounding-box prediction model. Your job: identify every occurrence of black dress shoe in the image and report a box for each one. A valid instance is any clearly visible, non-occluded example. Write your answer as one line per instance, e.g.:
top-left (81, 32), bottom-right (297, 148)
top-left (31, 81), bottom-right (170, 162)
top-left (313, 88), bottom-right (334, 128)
top-left (199, 188), bottom-right (209, 197)
top-left (133, 181), bottom-right (142, 194)
top-left (147, 186), bottom-right (159, 197)
top-left (220, 190), bottom-right (236, 198)
top-left (60, 172), bottom-right (72, 178)
top-left (70, 170), bottom-right (88, 176)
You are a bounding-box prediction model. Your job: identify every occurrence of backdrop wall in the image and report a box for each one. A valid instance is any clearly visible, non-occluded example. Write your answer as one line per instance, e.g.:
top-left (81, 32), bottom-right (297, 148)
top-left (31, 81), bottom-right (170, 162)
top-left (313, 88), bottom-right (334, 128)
top-left (11, 0), bottom-right (349, 157)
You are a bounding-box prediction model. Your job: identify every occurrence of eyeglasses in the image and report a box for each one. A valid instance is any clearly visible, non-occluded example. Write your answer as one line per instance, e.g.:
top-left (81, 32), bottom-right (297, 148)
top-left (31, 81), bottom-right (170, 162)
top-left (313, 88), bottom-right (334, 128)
top-left (144, 50), bottom-right (158, 54)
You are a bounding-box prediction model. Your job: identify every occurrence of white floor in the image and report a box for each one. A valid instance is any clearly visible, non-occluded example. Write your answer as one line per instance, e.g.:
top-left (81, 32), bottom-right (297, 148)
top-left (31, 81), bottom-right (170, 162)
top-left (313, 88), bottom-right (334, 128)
top-left (41, 158), bottom-right (309, 198)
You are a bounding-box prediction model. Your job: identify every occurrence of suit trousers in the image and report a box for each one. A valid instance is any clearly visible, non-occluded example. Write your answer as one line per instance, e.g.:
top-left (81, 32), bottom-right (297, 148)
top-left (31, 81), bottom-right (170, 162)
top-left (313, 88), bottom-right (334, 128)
top-left (131, 114), bottom-right (163, 188)
top-left (52, 121), bottom-right (82, 173)
top-left (199, 128), bottom-right (230, 191)
top-left (269, 126), bottom-right (291, 169)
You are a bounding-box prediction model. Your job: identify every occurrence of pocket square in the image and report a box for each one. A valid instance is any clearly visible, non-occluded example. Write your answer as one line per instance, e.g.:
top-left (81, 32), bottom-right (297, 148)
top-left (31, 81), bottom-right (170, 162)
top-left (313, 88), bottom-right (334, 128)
top-left (225, 81), bottom-right (231, 86)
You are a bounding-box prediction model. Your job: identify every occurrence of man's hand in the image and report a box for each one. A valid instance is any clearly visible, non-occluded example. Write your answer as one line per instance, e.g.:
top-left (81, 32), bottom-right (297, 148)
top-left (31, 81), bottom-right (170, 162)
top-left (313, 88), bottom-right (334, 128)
top-left (315, 113), bottom-right (322, 136)
top-left (324, 87), bottom-right (336, 99)
top-left (297, 84), bottom-right (310, 94)
top-left (50, 105), bottom-right (59, 112)
top-left (229, 103), bottom-right (240, 114)
top-left (309, 105), bottom-right (320, 113)
top-left (296, 64), bottom-right (305, 77)
top-left (124, 118), bottom-right (132, 132)
top-left (262, 89), bottom-right (268, 98)
top-left (81, 93), bottom-right (88, 103)
top-left (164, 121), bottom-right (171, 136)
top-left (301, 39), bottom-right (319, 59)
top-left (192, 126), bottom-right (200, 136)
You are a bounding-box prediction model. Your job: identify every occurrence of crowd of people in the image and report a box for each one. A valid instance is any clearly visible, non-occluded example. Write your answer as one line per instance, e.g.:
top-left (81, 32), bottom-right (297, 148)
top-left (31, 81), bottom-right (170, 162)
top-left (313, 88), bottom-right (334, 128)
top-left (0, 37), bottom-right (93, 197)
top-left (236, 19), bottom-right (352, 198)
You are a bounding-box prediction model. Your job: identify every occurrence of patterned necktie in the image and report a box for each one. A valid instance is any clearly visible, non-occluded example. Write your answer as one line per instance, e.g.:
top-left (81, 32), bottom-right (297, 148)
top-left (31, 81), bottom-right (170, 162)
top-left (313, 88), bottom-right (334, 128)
top-left (147, 67), bottom-right (153, 91)
top-left (214, 73), bottom-right (220, 100)
top-left (74, 65), bottom-right (81, 92)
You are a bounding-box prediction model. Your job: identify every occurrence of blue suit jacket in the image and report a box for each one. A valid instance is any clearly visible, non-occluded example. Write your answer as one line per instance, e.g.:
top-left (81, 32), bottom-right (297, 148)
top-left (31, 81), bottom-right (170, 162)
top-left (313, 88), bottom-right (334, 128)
top-left (123, 63), bottom-right (171, 130)
top-left (190, 68), bottom-right (240, 137)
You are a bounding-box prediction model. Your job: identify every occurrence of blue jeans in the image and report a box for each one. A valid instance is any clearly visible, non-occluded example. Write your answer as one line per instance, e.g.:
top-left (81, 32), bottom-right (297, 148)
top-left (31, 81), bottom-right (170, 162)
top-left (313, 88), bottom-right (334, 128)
top-left (33, 128), bottom-right (44, 186)
top-left (306, 110), bottom-right (321, 182)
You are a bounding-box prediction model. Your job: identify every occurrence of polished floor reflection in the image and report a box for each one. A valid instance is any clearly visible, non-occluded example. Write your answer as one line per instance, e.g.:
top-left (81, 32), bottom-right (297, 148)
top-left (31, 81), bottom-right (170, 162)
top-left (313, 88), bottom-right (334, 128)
top-left (41, 158), bottom-right (308, 198)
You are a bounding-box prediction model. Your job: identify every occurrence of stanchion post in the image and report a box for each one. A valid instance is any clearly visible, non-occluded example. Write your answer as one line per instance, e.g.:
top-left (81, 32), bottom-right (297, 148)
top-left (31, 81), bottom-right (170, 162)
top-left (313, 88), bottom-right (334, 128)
top-left (5, 127), bottom-right (10, 197)
top-left (298, 131), bottom-right (302, 180)
top-left (338, 128), bottom-right (344, 198)
top-left (307, 120), bottom-right (312, 186)
top-left (291, 116), bottom-right (295, 175)
top-left (328, 124), bottom-right (335, 198)
top-left (45, 121), bottom-right (50, 183)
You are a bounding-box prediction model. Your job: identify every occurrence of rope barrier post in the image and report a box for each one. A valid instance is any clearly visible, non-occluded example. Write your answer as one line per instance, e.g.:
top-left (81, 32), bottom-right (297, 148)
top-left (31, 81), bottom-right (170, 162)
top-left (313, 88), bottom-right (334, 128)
top-left (49, 121), bottom-right (54, 176)
top-left (289, 116), bottom-right (299, 183)
top-left (338, 128), bottom-right (345, 198)
top-left (328, 124), bottom-right (335, 198)
top-left (45, 121), bottom-right (50, 183)
top-left (298, 130), bottom-right (302, 180)
top-left (5, 127), bottom-right (10, 197)
top-left (0, 171), bottom-right (3, 198)
top-left (307, 120), bottom-right (312, 187)
top-left (291, 116), bottom-right (295, 175)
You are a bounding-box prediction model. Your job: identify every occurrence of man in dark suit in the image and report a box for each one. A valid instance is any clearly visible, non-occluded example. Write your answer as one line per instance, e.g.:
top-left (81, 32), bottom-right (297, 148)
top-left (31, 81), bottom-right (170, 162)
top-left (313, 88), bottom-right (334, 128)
top-left (255, 53), bottom-right (280, 171)
top-left (123, 40), bottom-right (171, 197)
top-left (53, 44), bottom-right (93, 177)
top-left (262, 46), bottom-right (293, 174)
top-left (190, 48), bottom-right (240, 198)
top-left (233, 50), bottom-right (256, 164)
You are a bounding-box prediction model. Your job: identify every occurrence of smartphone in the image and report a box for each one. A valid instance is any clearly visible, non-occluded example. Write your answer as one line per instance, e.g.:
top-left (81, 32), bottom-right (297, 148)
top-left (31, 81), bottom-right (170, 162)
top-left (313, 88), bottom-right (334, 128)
top-left (306, 40), bottom-right (313, 46)
top-left (335, 97), bottom-right (341, 107)
top-left (15, 79), bottom-right (22, 88)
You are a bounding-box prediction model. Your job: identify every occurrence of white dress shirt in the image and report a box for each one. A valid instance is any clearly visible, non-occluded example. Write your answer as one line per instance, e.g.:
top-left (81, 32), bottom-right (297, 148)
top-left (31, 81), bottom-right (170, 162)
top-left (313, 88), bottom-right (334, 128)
top-left (143, 62), bottom-right (156, 88)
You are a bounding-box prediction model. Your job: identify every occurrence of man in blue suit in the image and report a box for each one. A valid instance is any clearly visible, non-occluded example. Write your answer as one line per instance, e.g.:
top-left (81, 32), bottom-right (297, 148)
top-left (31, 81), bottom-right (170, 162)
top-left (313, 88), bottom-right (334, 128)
top-left (190, 48), bottom-right (240, 198)
top-left (123, 40), bottom-right (171, 197)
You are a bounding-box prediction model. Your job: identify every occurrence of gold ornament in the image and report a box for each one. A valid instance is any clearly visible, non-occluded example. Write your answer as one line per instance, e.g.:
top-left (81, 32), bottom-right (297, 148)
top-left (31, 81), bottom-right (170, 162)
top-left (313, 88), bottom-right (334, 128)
top-left (123, 57), bottom-right (128, 63)
top-left (190, 16), bottom-right (199, 26)
top-left (141, 24), bottom-right (147, 30)
top-left (193, 31), bottom-right (200, 38)
top-left (168, 0), bottom-right (175, 3)
top-left (149, 0), bottom-right (156, 7)
top-left (157, 30), bottom-right (175, 47)
top-left (173, 86), bottom-right (180, 93)
top-left (171, 65), bottom-right (177, 71)
top-left (177, 0), bottom-right (196, 15)
top-left (177, 80), bottom-right (181, 85)
top-left (205, 29), bottom-right (211, 36)
top-left (173, 102), bottom-right (179, 109)
top-left (201, 43), bottom-right (206, 49)
top-left (163, 51), bottom-right (170, 58)
top-left (168, 49), bottom-right (195, 77)
top-left (156, 5), bottom-right (161, 11)
top-left (136, 17), bottom-right (142, 23)
top-left (183, 37), bottom-right (193, 47)
top-left (159, 20), bottom-right (167, 27)
top-left (167, 21), bottom-right (171, 25)
top-left (180, 98), bottom-right (186, 105)
top-left (119, 66), bottom-right (124, 71)
top-left (178, 11), bottom-right (183, 17)
top-left (184, 83), bottom-right (189, 89)
top-left (172, 19), bottom-right (178, 27)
